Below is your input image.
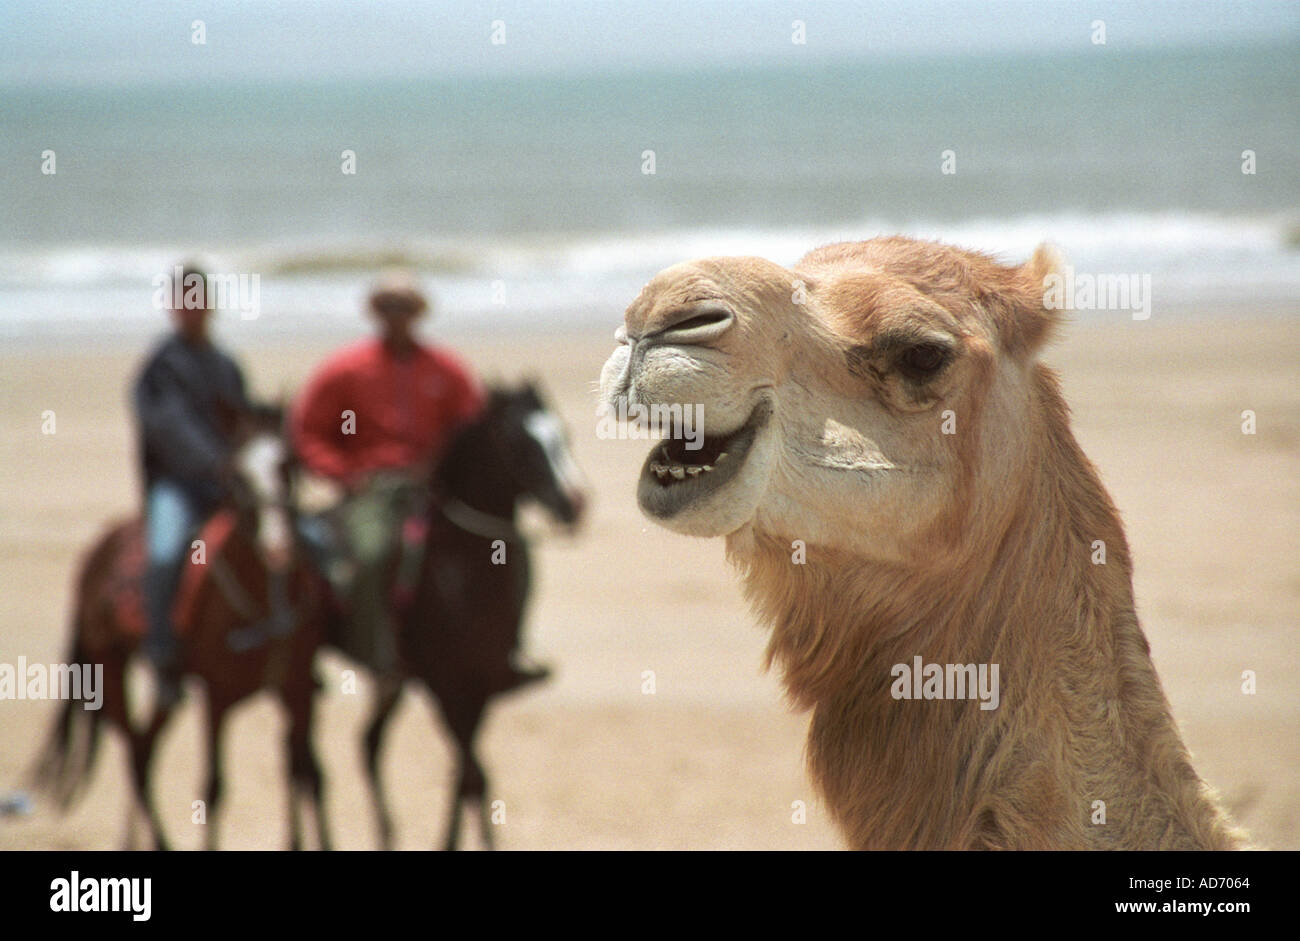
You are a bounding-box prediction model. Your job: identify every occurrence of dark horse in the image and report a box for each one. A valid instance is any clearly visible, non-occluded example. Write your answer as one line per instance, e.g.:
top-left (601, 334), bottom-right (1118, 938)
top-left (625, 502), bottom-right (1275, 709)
top-left (37, 406), bottom-right (332, 850)
top-left (332, 382), bottom-right (585, 850)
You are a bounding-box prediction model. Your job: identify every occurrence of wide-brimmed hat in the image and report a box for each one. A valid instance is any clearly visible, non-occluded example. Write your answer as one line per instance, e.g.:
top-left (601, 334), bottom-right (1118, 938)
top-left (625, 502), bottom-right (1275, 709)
top-left (368, 269), bottom-right (428, 316)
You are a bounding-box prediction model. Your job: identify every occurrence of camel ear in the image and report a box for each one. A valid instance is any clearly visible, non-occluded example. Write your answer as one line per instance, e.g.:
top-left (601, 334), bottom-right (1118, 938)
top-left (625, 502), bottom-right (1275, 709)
top-left (1025, 242), bottom-right (1065, 283)
top-left (1013, 242), bottom-right (1067, 356)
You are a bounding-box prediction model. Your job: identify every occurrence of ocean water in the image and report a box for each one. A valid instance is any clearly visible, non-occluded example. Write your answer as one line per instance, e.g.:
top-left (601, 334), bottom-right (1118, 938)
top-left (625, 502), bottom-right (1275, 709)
top-left (1, 44), bottom-right (1297, 339)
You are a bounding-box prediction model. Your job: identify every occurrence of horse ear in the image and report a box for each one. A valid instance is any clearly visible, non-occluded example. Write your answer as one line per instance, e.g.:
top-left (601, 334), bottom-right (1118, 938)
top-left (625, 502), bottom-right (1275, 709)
top-left (520, 375), bottom-right (543, 404)
top-left (245, 400), bottom-right (284, 431)
top-left (276, 388), bottom-right (290, 432)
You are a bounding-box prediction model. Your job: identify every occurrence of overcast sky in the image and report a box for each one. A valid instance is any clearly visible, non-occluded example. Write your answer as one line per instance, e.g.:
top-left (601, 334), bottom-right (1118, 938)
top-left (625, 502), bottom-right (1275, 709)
top-left (2, 0), bottom-right (1297, 86)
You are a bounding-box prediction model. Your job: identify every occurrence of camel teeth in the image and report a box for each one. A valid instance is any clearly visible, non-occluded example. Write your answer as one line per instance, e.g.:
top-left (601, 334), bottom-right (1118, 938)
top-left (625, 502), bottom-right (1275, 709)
top-left (716, 451), bottom-right (729, 463)
top-left (651, 463), bottom-right (669, 479)
top-left (701, 464), bottom-right (713, 472)
top-left (686, 466), bottom-right (702, 476)
top-left (670, 466), bottom-right (686, 480)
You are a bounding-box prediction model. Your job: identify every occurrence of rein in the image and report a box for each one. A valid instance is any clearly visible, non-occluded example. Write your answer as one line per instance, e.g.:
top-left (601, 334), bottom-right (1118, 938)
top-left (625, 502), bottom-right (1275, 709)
top-left (209, 553), bottom-right (261, 622)
top-left (210, 511), bottom-right (298, 654)
top-left (439, 497), bottom-right (525, 543)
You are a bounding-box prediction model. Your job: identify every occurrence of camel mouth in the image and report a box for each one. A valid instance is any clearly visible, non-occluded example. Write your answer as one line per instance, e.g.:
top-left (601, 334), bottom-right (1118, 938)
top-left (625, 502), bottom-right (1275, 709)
top-left (637, 399), bottom-right (770, 519)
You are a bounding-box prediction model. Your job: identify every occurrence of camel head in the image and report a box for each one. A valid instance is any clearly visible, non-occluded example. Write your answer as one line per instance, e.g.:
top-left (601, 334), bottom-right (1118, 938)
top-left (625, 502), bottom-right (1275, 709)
top-left (599, 236), bottom-right (1065, 566)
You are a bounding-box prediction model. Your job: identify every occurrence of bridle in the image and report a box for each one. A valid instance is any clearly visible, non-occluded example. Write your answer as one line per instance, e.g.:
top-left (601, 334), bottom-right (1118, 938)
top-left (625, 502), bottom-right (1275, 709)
top-left (215, 429), bottom-right (299, 651)
top-left (438, 497), bottom-right (525, 543)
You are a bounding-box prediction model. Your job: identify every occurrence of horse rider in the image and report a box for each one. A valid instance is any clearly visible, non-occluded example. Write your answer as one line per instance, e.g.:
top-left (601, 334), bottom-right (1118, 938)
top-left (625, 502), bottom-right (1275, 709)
top-left (133, 262), bottom-right (250, 709)
top-left (290, 272), bottom-right (490, 679)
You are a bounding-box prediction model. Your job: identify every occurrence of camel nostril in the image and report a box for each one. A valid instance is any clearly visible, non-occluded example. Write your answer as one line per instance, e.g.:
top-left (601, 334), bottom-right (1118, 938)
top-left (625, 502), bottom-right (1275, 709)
top-left (671, 310), bottom-right (730, 331)
top-left (654, 304), bottom-right (734, 344)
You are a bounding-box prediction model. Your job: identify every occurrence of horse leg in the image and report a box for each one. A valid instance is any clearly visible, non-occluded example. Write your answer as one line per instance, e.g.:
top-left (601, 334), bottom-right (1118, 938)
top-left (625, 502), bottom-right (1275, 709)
top-left (123, 801), bottom-right (141, 851)
top-left (129, 704), bottom-right (176, 851)
top-left (439, 691), bottom-right (489, 851)
top-left (285, 721), bottom-right (305, 851)
top-left (120, 721), bottom-right (153, 852)
top-left (363, 674), bottom-right (404, 850)
top-left (84, 650), bottom-right (138, 852)
top-left (202, 697), bottom-right (230, 851)
top-left (306, 693), bottom-right (332, 851)
top-left (312, 743), bottom-right (332, 851)
top-left (444, 776), bottom-right (464, 851)
top-left (479, 784), bottom-right (496, 851)
top-left (285, 681), bottom-right (329, 850)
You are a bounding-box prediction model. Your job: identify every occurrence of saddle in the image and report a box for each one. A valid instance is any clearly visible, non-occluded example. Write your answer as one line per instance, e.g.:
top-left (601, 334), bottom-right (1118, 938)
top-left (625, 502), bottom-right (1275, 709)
top-left (294, 508), bottom-right (429, 673)
top-left (107, 510), bottom-right (241, 640)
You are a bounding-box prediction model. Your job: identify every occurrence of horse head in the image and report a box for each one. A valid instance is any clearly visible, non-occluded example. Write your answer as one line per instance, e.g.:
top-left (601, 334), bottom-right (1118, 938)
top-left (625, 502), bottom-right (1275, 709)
top-left (442, 382), bottom-right (587, 530)
top-left (226, 402), bottom-right (296, 572)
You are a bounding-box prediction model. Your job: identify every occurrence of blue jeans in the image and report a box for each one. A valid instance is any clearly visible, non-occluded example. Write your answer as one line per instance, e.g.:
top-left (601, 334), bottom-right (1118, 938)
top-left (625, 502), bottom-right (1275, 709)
top-left (143, 480), bottom-right (200, 667)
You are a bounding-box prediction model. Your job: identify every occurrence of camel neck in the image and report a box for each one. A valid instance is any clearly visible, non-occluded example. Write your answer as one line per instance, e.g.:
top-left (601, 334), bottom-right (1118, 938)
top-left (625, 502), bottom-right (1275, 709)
top-left (740, 421), bottom-right (1134, 712)
top-left (729, 369), bottom-right (1233, 848)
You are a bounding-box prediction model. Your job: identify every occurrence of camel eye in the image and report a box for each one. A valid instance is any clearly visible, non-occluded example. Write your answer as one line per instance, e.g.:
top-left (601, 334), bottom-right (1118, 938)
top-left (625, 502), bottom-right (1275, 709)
top-left (898, 343), bottom-right (949, 380)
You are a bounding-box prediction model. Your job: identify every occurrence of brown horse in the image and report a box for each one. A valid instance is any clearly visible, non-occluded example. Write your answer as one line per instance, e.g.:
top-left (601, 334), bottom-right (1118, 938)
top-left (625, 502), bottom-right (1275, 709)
top-left (37, 406), bottom-right (332, 850)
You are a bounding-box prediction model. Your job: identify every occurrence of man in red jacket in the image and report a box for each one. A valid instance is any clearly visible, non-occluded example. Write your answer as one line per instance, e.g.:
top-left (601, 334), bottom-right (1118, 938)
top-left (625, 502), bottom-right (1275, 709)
top-left (292, 273), bottom-right (483, 675)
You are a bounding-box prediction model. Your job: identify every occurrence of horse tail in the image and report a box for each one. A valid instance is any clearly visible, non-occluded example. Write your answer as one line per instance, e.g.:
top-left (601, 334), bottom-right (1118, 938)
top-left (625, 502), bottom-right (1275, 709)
top-left (31, 622), bottom-right (108, 811)
top-left (31, 524), bottom-right (121, 812)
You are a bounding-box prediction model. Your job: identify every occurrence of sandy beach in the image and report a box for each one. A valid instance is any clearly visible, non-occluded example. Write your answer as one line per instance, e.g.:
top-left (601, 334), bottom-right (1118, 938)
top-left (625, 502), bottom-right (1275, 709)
top-left (0, 312), bottom-right (1297, 850)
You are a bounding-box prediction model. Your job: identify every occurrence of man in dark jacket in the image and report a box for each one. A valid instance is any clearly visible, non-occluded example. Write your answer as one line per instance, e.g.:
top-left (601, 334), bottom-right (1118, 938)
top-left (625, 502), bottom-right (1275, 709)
top-left (133, 262), bottom-right (249, 707)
